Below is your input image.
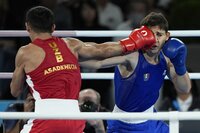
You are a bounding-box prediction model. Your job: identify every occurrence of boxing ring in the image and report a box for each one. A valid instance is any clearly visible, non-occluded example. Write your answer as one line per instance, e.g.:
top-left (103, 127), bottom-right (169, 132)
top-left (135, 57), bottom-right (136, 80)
top-left (1, 30), bottom-right (200, 133)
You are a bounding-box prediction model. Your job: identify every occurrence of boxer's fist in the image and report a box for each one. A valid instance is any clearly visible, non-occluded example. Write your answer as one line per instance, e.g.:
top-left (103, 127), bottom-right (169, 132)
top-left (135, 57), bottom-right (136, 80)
top-left (162, 38), bottom-right (187, 75)
top-left (120, 26), bottom-right (156, 53)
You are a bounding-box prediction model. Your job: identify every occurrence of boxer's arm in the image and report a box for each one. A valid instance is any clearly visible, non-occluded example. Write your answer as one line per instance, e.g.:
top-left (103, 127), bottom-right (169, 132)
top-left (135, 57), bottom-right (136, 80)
top-left (79, 40), bottom-right (123, 59)
top-left (65, 26), bottom-right (155, 60)
top-left (80, 26), bottom-right (155, 58)
top-left (10, 47), bottom-right (26, 97)
top-left (167, 59), bottom-right (191, 94)
top-left (163, 38), bottom-right (191, 93)
top-left (64, 38), bottom-right (123, 60)
top-left (79, 55), bottom-right (128, 69)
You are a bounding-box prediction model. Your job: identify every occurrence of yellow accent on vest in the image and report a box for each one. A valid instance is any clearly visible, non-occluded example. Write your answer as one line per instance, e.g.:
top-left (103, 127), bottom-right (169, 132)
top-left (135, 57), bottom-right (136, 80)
top-left (49, 42), bottom-right (63, 63)
top-left (44, 64), bottom-right (78, 75)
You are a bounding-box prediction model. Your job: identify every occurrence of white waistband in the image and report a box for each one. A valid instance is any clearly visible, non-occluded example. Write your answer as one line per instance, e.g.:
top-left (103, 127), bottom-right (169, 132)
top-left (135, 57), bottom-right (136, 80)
top-left (112, 105), bottom-right (154, 124)
top-left (35, 99), bottom-right (80, 113)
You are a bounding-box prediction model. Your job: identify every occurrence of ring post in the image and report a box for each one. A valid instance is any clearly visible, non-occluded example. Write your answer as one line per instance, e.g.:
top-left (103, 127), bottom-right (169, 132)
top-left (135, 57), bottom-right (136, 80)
top-left (169, 111), bottom-right (179, 133)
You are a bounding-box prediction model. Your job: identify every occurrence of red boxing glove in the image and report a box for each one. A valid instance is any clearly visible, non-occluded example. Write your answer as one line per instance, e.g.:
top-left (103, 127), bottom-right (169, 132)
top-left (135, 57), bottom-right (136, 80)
top-left (120, 26), bottom-right (156, 53)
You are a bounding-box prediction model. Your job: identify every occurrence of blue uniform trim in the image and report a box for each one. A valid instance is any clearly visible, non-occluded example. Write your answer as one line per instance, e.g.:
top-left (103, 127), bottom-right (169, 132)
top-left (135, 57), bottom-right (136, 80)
top-left (107, 120), bottom-right (169, 133)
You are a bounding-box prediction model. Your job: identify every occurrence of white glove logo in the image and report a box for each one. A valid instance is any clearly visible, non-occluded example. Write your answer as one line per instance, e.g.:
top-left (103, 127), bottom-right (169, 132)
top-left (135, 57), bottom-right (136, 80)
top-left (141, 30), bottom-right (147, 37)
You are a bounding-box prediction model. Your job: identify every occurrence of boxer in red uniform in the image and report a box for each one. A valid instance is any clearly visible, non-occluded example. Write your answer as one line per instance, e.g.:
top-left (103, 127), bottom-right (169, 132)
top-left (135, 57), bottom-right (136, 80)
top-left (10, 6), bottom-right (156, 133)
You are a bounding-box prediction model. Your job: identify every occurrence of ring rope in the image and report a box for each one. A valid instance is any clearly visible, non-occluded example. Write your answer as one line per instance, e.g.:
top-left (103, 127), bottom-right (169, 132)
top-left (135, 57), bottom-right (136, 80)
top-left (0, 72), bottom-right (200, 79)
top-left (4, 111), bottom-right (199, 133)
top-left (0, 30), bottom-right (200, 37)
top-left (1, 30), bottom-right (199, 133)
top-left (0, 111), bottom-right (200, 120)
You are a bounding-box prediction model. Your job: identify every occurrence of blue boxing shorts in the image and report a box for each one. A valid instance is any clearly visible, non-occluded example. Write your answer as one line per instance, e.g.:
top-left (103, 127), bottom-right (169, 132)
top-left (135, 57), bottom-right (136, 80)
top-left (107, 120), bottom-right (169, 133)
top-left (107, 105), bottom-right (169, 133)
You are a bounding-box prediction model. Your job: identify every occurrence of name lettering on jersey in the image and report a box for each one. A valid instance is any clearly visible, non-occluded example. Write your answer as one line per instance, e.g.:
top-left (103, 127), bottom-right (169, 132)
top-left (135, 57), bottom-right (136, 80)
top-left (44, 64), bottom-right (78, 75)
top-left (49, 42), bottom-right (63, 63)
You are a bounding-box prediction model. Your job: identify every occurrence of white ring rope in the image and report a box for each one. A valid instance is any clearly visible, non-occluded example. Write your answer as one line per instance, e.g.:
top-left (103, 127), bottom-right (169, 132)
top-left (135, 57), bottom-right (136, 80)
top-left (0, 30), bottom-right (200, 37)
top-left (1, 30), bottom-right (200, 133)
top-left (0, 111), bottom-right (200, 120)
top-left (0, 72), bottom-right (200, 79)
top-left (2, 111), bottom-right (200, 133)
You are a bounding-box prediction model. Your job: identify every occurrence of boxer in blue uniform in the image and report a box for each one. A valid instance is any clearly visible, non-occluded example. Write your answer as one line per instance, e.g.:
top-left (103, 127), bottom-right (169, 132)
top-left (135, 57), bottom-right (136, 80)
top-left (80, 12), bottom-right (191, 133)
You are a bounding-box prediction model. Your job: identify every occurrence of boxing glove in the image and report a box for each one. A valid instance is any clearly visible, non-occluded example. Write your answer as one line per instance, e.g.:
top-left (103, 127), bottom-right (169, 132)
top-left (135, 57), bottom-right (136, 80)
top-left (120, 26), bottom-right (156, 53)
top-left (162, 38), bottom-right (187, 75)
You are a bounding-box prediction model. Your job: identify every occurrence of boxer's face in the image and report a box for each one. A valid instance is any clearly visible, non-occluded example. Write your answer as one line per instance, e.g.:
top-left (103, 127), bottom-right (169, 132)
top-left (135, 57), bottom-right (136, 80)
top-left (146, 26), bottom-right (170, 54)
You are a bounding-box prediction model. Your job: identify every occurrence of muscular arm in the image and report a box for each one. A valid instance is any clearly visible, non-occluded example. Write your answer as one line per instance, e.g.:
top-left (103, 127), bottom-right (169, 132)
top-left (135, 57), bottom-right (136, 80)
top-left (163, 38), bottom-right (191, 94)
top-left (79, 52), bottom-right (138, 78)
top-left (65, 26), bottom-right (155, 60)
top-left (79, 55), bottom-right (128, 69)
top-left (65, 38), bottom-right (123, 61)
top-left (10, 47), bottom-right (26, 97)
top-left (64, 25), bottom-right (156, 61)
top-left (167, 61), bottom-right (191, 93)
top-left (80, 41), bottom-right (123, 60)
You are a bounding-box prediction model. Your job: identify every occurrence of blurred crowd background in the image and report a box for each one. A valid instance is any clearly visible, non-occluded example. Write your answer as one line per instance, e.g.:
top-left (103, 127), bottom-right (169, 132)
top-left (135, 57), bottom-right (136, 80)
top-left (0, 0), bottom-right (200, 119)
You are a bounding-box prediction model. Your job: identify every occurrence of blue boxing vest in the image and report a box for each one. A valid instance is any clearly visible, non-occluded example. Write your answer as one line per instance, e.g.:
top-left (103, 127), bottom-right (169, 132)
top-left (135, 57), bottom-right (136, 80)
top-left (114, 50), bottom-right (167, 112)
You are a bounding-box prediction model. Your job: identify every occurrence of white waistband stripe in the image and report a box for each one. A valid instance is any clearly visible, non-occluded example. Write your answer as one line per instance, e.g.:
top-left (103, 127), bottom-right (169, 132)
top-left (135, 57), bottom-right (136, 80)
top-left (35, 99), bottom-right (80, 113)
top-left (113, 105), bottom-right (154, 124)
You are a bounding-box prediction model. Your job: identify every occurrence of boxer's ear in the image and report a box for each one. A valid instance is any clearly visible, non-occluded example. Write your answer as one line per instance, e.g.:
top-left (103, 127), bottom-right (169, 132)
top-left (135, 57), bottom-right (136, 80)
top-left (25, 22), bottom-right (31, 32)
top-left (51, 24), bottom-right (56, 33)
top-left (166, 32), bottom-right (170, 41)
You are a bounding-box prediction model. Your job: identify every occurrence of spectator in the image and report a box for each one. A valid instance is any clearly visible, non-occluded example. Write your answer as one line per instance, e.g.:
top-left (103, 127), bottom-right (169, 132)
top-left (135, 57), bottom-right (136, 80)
top-left (76, 0), bottom-right (111, 43)
top-left (113, 0), bottom-right (148, 41)
top-left (158, 69), bottom-right (200, 133)
top-left (54, 0), bottom-right (82, 28)
top-left (79, 88), bottom-right (109, 133)
top-left (159, 76), bottom-right (200, 111)
top-left (96, 0), bottom-right (123, 29)
top-left (75, 0), bottom-right (114, 111)
top-left (39, 0), bottom-right (73, 30)
top-left (3, 92), bottom-right (34, 133)
top-left (3, 88), bottom-right (108, 133)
